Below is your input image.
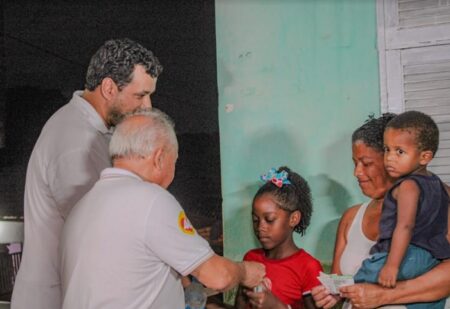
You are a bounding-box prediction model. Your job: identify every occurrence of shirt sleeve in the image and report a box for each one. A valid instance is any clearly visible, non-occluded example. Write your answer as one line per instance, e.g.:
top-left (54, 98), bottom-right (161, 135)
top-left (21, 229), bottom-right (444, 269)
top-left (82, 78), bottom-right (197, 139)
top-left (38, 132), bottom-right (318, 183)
top-left (145, 192), bottom-right (214, 276)
top-left (243, 250), bottom-right (257, 262)
top-left (48, 149), bottom-right (108, 219)
top-left (301, 257), bottom-right (323, 295)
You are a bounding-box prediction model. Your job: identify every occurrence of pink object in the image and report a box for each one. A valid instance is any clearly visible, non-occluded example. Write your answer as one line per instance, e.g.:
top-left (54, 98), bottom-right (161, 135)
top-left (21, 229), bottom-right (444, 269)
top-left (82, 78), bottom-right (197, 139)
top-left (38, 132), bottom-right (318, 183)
top-left (7, 242), bottom-right (22, 255)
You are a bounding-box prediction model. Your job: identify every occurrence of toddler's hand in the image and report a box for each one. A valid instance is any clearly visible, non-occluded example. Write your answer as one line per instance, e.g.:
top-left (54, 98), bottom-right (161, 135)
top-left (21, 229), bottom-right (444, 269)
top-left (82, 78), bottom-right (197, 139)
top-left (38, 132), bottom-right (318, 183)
top-left (378, 265), bottom-right (398, 288)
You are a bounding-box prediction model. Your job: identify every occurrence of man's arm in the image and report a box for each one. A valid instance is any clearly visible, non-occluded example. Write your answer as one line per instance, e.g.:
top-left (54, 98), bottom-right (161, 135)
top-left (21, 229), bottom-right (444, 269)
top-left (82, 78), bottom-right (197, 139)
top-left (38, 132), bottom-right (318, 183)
top-left (340, 259), bottom-right (450, 308)
top-left (49, 149), bottom-right (109, 218)
top-left (191, 254), bottom-right (265, 292)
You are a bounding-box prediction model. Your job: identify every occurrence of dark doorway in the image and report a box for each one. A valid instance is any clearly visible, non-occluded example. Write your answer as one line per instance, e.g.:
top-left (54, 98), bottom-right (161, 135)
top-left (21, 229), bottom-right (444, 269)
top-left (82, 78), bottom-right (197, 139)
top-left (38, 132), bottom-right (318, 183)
top-left (0, 1), bottom-right (222, 252)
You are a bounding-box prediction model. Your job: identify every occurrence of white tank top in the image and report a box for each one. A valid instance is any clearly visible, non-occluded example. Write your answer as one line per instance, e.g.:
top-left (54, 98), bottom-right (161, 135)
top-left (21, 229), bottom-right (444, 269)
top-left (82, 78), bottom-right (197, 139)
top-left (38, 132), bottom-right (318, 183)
top-left (340, 201), bottom-right (375, 276)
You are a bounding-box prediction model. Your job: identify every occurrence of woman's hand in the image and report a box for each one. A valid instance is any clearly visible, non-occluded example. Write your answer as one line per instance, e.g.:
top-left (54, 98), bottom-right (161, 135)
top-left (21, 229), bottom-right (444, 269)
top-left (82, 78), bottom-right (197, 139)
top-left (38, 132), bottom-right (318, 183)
top-left (311, 285), bottom-right (341, 308)
top-left (339, 283), bottom-right (390, 308)
top-left (244, 287), bottom-right (286, 309)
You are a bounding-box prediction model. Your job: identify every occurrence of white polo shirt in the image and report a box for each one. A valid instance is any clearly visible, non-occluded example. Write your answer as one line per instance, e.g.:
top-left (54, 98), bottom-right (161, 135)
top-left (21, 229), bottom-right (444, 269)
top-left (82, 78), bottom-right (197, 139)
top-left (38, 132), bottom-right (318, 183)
top-left (61, 168), bottom-right (214, 309)
top-left (12, 91), bottom-right (112, 309)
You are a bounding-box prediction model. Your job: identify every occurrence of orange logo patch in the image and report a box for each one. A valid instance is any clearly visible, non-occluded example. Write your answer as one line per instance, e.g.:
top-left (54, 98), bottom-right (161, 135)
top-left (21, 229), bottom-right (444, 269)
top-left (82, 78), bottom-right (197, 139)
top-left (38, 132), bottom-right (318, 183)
top-left (178, 211), bottom-right (195, 235)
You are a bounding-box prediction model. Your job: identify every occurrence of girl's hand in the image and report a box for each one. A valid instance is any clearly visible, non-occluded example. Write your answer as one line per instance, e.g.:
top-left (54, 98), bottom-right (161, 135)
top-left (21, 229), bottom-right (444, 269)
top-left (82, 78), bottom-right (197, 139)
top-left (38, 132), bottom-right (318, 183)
top-left (244, 288), bottom-right (286, 309)
top-left (311, 285), bottom-right (341, 308)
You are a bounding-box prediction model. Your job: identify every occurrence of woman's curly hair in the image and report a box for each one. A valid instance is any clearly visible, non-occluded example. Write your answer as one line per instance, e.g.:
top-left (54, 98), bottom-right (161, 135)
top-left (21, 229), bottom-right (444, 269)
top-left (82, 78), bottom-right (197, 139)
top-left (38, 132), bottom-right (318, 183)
top-left (351, 113), bottom-right (397, 152)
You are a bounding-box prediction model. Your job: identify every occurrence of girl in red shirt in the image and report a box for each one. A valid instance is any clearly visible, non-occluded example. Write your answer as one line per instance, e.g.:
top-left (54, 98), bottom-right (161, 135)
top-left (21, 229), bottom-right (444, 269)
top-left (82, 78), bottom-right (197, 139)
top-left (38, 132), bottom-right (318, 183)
top-left (235, 166), bottom-right (322, 309)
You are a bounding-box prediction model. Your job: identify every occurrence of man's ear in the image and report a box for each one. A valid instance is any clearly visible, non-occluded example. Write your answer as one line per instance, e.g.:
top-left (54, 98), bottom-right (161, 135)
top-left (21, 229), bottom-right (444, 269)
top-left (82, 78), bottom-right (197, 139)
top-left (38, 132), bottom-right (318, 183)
top-left (419, 150), bottom-right (433, 165)
top-left (289, 210), bottom-right (301, 228)
top-left (100, 77), bottom-right (118, 101)
top-left (153, 148), bottom-right (165, 171)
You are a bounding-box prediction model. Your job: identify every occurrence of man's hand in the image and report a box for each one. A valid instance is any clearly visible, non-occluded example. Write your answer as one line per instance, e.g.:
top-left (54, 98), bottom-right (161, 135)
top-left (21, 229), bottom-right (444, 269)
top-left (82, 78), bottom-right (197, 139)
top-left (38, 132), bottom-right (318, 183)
top-left (378, 264), bottom-right (398, 288)
top-left (339, 283), bottom-right (391, 308)
top-left (240, 261), bottom-right (266, 288)
top-left (311, 285), bottom-right (341, 309)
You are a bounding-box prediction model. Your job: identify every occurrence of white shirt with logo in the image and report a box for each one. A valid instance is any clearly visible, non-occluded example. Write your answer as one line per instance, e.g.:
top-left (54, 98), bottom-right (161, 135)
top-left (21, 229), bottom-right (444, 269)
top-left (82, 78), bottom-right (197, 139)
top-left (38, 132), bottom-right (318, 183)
top-left (61, 168), bottom-right (214, 309)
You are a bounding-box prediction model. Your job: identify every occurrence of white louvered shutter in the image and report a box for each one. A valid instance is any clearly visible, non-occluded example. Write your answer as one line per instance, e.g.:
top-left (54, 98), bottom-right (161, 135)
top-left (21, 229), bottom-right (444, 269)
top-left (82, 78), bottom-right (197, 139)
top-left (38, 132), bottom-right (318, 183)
top-left (377, 0), bottom-right (450, 183)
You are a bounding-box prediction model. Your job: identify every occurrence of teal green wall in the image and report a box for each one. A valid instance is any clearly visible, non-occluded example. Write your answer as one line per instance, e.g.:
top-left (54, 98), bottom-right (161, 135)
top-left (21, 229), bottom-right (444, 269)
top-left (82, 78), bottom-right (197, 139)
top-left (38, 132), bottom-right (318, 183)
top-left (216, 0), bottom-right (380, 267)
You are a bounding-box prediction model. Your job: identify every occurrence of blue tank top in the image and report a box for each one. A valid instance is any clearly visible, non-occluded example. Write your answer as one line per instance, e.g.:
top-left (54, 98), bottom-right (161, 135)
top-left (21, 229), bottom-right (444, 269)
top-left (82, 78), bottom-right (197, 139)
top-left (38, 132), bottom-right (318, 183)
top-left (371, 173), bottom-right (450, 259)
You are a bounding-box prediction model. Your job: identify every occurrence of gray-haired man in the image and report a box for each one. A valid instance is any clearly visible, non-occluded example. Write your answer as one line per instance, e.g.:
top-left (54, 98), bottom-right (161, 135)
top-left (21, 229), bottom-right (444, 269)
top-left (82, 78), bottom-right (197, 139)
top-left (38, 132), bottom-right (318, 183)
top-left (60, 110), bottom-right (265, 309)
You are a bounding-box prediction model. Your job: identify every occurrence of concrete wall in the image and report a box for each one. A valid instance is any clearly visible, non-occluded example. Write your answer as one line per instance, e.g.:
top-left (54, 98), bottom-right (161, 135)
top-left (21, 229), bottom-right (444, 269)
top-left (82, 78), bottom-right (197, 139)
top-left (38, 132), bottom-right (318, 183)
top-left (216, 0), bottom-right (380, 267)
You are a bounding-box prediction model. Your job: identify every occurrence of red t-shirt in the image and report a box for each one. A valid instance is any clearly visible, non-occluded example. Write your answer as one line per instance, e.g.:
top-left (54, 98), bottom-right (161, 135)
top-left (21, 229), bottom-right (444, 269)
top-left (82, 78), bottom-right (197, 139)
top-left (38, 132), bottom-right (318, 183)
top-left (244, 248), bottom-right (323, 309)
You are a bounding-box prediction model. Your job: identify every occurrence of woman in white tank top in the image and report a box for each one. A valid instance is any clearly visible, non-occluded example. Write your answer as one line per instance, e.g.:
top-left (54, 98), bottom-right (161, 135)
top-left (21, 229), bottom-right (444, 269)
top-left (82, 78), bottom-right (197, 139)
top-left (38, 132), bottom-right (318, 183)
top-left (336, 199), bottom-right (404, 309)
top-left (312, 114), bottom-right (450, 308)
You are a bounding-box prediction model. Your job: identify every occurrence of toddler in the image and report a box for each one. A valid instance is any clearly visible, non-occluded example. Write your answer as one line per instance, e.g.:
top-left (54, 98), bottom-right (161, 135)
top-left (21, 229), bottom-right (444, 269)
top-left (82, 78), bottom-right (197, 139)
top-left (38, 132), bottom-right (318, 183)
top-left (354, 111), bottom-right (450, 309)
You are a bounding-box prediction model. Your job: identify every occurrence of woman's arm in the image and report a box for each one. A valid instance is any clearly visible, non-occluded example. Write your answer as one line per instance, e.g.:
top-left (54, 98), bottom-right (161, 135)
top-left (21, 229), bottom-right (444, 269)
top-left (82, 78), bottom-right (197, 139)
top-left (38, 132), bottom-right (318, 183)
top-left (340, 259), bottom-right (450, 308)
top-left (340, 184), bottom-right (450, 307)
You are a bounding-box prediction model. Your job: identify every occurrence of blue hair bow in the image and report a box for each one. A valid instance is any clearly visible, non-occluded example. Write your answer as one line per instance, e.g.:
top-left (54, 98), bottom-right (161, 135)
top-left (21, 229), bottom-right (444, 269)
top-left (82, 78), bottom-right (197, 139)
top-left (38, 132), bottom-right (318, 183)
top-left (260, 168), bottom-right (291, 188)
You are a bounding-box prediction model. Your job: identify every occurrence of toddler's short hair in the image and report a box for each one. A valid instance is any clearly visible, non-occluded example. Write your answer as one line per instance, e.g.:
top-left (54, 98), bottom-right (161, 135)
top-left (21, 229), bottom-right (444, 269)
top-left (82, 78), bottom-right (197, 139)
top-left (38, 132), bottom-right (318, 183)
top-left (386, 110), bottom-right (439, 156)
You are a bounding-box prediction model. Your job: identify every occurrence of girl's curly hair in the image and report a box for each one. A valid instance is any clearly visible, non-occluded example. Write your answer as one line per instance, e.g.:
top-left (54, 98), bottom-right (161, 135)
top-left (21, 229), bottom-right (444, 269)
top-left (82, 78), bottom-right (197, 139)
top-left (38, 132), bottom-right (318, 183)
top-left (254, 166), bottom-right (312, 235)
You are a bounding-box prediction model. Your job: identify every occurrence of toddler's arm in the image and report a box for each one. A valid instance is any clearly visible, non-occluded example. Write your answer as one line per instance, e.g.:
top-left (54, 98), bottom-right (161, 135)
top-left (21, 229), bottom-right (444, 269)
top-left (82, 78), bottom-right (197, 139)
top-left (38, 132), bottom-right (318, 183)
top-left (446, 183), bottom-right (450, 243)
top-left (379, 179), bottom-right (419, 288)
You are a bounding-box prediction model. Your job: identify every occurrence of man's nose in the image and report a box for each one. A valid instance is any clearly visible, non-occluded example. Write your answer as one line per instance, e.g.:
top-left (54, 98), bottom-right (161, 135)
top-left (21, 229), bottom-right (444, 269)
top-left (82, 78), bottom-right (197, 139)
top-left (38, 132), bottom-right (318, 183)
top-left (142, 96), bottom-right (152, 109)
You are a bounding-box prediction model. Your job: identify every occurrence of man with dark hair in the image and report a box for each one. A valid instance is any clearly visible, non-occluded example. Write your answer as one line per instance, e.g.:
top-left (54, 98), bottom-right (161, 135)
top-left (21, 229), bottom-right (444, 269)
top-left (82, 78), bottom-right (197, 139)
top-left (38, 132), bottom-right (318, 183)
top-left (12, 38), bottom-right (162, 309)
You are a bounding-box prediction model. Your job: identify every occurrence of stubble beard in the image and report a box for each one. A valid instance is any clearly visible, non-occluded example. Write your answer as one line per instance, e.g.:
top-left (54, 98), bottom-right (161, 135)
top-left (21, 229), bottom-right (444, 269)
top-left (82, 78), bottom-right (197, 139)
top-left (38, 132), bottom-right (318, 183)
top-left (106, 106), bottom-right (153, 127)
